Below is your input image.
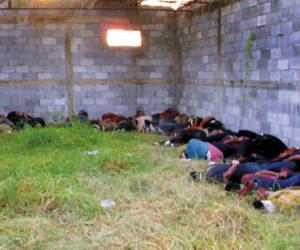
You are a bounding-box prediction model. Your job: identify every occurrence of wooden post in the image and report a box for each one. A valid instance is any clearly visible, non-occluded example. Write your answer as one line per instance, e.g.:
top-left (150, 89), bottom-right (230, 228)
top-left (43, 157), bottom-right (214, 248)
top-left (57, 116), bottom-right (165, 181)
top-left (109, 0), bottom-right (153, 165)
top-left (217, 7), bottom-right (222, 120)
top-left (65, 22), bottom-right (74, 117)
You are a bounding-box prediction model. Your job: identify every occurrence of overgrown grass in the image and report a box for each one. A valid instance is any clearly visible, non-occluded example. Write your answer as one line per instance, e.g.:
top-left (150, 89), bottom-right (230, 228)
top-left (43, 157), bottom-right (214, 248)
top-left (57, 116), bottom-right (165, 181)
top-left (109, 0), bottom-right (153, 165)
top-left (0, 124), bottom-right (299, 249)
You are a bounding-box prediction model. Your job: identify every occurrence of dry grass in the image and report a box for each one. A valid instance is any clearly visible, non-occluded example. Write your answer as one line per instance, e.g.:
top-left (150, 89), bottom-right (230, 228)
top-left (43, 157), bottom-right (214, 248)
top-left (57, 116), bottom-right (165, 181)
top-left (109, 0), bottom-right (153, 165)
top-left (0, 127), bottom-right (299, 249)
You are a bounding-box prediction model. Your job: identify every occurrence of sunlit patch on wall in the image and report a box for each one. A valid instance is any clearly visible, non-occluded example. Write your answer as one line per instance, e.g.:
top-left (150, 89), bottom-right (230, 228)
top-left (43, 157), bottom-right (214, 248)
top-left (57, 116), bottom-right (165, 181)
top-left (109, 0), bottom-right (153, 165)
top-left (107, 29), bottom-right (142, 47)
top-left (141, 0), bottom-right (190, 10)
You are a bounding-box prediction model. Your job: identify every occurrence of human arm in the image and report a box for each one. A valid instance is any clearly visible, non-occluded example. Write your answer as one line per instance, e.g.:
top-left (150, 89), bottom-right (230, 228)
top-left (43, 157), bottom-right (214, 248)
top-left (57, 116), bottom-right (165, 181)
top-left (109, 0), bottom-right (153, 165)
top-left (198, 116), bottom-right (214, 129)
top-left (284, 154), bottom-right (300, 162)
top-left (223, 136), bottom-right (246, 144)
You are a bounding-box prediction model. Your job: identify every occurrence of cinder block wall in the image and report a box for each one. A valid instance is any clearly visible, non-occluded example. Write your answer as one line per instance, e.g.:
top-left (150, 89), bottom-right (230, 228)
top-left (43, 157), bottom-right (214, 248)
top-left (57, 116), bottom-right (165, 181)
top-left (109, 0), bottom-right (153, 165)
top-left (177, 0), bottom-right (300, 146)
top-left (0, 1), bottom-right (300, 146)
top-left (0, 10), bottom-right (176, 120)
top-left (0, 18), bottom-right (67, 119)
top-left (71, 13), bottom-right (176, 117)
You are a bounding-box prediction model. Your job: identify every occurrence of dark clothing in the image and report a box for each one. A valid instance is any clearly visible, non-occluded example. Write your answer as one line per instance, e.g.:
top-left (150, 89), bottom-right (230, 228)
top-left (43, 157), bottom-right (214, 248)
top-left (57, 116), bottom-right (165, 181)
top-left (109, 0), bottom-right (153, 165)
top-left (208, 161), bottom-right (298, 183)
top-left (207, 164), bottom-right (231, 182)
top-left (170, 129), bottom-right (229, 145)
top-left (160, 123), bottom-right (188, 134)
top-left (202, 118), bottom-right (224, 130)
top-left (248, 174), bottom-right (300, 191)
top-left (290, 149), bottom-right (300, 168)
top-left (236, 134), bottom-right (288, 162)
top-left (211, 141), bottom-right (237, 158)
top-left (7, 112), bottom-right (28, 129)
top-left (252, 134), bottom-right (288, 159)
top-left (7, 112), bottom-right (45, 128)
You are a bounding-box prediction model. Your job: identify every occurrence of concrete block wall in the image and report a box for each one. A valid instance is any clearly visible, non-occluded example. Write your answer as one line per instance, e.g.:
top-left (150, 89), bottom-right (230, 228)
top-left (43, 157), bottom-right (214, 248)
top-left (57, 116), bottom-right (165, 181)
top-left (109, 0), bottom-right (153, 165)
top-left (0, 22), bottom-right (66, 81)
top-left (220, 0), bottom-right (300, 146)
top-left (221, 86), bottom-right (300, 146)
top-left (0, 11), bottom-right (176, 120)
top-left (176, 10), bottom-right (219, 118)
top-left (0, 2), bottom-right (299, 146)
top-left (74, 83), bottom-right (174, 118)
top-left (177, 0), bottom-right (300, 146)
top-left (71, 14), bottom-right (176, 117)
top-left (0, 84), bottom-right (68, 120)
top-left (71, 21), bottom-right (175, 82)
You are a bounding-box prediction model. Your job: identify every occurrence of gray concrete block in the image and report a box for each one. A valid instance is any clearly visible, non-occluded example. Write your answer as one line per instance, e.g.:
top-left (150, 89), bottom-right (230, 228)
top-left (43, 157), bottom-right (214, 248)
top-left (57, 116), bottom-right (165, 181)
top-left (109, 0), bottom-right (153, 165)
top-left (290, 58), bottom-right (300, 69)
top-left (24, 73), bottom-right (38, 80)
top-left (260, 48), bottom-right (271, 59)
top-left (95, 85), bottom-right (109, 91)
top-left (26, 99), bottom-right (40, 106)
top-left (9, 73), bottom-right (23, 80)
top-left (290, 6), bottom-right (300, 19)
top-left (289, 31), bottom-right (300, 45)
top-left (0, 46), bottom-right (8, 52)
top-left (48, 51), bottom-right (64, 59)
top-left (1, 66), bottom-right (15, 73)
top-left (95, 98), bottom-right (109, 105)
top-left (95, 73), bottom-right (108, 79)
top-left (0, 31), bottom-right (8, 37)
top-left (0, 73), bottom-right (9, 80)
top-left (257, 15), bottom-right (267, 26)
top-left (271, 48), bottom-right (281, 59)
top-left (82, 98), bottom-right (95, 105)
top-left (38, 73), bottom-right (54, 80)
top-left (281, 21), bottom-right (293, 35)
top-left (295, 44), bottom-right (300, 57)
top-left (0, 24), bottom-right (14, 30)
top-left (16, 66), bottom-right (29, 73)
top-left (278, 59), bottom-right (289, 70)
top-left (81, 73), bottom-right (95, 79)
top-left (42, 38), bottom-right (57, 45)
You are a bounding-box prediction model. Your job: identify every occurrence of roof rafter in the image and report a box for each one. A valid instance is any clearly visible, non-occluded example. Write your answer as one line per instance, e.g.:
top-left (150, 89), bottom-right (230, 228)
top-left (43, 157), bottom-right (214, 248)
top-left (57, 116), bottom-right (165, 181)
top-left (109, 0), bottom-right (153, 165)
top-left (2, 0), bottom-right (212, 11)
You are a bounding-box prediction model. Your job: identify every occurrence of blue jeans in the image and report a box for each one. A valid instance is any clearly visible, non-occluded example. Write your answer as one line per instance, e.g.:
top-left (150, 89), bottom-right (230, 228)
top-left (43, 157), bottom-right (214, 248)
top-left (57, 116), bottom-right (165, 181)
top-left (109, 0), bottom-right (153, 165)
top-left (252, 174), bottom-right (300, 191)
top-left (186, 139), bottom-right (209, 159)
top-left (233, 161), bottom-right (297, 181)
top-left (207, 164), bottom-right (231, 182)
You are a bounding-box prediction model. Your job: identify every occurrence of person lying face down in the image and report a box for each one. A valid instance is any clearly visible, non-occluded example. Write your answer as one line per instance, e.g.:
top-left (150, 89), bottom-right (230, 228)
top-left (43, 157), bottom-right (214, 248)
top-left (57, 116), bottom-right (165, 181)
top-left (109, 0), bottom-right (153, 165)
top-left (6, 111), bottom-right (28, 129)
top-left (238, 173), bottom-right (300, 196)
top-left (6, 111), bottom-right (46, 128)
top-left (153, 116), bottom-right (229, 147)
top-left (151, 108), bottom-right (183, 135)
top-left (100, 112), bottom-right (137, 132)
top-left (205, 148), bottom-right (300, 183)
top-left (181, 131), bottom-right (250, 161)
top-left (235, 133), bottom-right (288, 163)
top-left (154, 116), bottom-right (189, 136)
top-left (23, 113), bottom-right (46, 127)
top-left (226, 149), bottom-right (300, 182)
top-left (183, 130), bottom-right (289, 163)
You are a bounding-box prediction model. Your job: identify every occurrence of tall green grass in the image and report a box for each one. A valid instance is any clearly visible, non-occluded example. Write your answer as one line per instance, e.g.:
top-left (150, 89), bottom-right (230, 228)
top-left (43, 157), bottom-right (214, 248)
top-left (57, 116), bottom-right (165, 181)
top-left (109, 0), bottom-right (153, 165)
top-left (0, 125), bottom-right (299, 249)
top-left (0, 124), bottom-right (159, 217)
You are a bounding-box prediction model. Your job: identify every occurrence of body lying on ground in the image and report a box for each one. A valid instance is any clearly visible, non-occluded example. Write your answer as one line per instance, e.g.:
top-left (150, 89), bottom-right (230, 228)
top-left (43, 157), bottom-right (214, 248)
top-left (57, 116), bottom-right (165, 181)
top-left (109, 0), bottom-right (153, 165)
top-left (182, 132), bottom-right (288, 162)
top-left (6, 111), bottom-right (46, 129)
top-left (253, 186), bottom-right (300, 212)
top-left (191, 148), bottom-right (300, 195)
